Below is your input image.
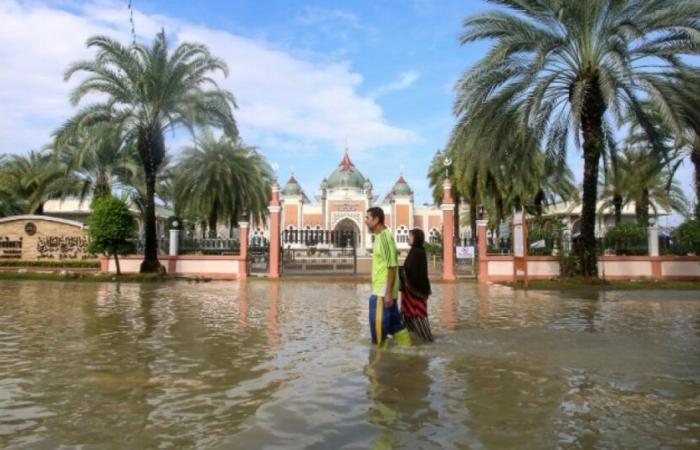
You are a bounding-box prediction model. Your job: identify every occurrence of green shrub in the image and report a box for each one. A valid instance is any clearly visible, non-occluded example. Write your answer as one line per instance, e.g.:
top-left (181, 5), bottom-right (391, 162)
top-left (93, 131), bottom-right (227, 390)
top-left (424, 242), bottom-right (442, 256)
top-left (87, 196), bottom-right (136, 275)
top-left (674, 220), bottom-right (700, 255)
top-left (602, 223), bottom-right (647, 255)
top-left (605, 223), bottom-right (646, 241)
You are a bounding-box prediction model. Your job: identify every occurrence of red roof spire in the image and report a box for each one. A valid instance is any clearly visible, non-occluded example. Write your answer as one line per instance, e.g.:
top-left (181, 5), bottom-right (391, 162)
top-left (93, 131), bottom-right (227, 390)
top-left (339, 149), bottom-right (355, 172)
top-left (287, 174), bottom-right (298, 184)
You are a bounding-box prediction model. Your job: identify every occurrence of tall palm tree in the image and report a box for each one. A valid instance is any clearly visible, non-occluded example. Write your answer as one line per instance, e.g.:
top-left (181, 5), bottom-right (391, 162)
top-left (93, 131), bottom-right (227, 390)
top-left (456, 0), bottom-right (700, 276)
top-left (56, 31), bottom-right (238, 272)
top-left (173, 133), bottom-right (272, 237)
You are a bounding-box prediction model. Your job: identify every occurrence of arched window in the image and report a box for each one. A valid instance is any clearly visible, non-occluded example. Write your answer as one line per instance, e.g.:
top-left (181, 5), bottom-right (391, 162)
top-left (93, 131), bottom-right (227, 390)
top-left (396, 226), bottom-right (409, 244)
top-left (429, 227), bottom-right (440, 244)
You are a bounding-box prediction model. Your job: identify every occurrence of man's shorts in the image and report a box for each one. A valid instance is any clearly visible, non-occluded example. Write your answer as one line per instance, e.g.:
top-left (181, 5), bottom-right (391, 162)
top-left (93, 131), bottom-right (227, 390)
top-left (368, 295), bottom-right (405, 345)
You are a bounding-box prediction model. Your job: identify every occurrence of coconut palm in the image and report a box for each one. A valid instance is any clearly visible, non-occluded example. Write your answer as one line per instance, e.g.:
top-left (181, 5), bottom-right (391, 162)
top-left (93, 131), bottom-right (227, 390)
top-left (56, 31), bottom-right (238, 272)
top-left (173, 132), bottom-right (272, 237)
top-left (456, 0), bottom-right (700, 276)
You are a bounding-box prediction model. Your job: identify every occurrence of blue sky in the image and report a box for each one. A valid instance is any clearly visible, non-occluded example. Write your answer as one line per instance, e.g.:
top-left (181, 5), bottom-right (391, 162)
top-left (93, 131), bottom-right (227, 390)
top-left (0, 0), bottom-right (694, 225)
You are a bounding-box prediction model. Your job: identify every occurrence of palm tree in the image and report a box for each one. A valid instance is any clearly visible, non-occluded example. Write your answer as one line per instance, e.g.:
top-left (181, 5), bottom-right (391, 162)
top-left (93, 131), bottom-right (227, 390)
top-left (615, 147), bottom-right (688, 225)
top-left (173, 132), bottom-right (272, 237)
top-left (456, 0), bottom-right (700, 276)
top-left (0, 149), bottom-right (76, 215)
top-left (56, 31), bottom-right (238, 272)
top-left (654, 72), bottom-right (700, 220)
top-left (0, 155), bottom-right (23, 217)
top-left (56, 122), bottom-right (137, 200)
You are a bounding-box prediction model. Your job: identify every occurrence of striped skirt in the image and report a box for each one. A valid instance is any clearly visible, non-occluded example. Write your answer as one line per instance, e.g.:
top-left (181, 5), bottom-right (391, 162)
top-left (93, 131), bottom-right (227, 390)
top-left (400, 290), bottom-right (433, 342)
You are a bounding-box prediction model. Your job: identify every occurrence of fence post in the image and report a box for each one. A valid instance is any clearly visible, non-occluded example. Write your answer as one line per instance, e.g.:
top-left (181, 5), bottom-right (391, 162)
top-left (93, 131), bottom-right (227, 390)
top-left (441, 178), bottom-right (456, 281)
top-left (167, 228), bottom-right (179, 275)
top-left (648, 218), bottom-right (659, 257)
top-left (477, 219), bottom-right (489, 284)
top-left (169, 229), bottom-right (179, 256)
top-left (648, 218), bottom-right (661, 279)
top-left (239, 221), bottom-right (249, 280)
top-left (268, 181), bottom-right (281, 278)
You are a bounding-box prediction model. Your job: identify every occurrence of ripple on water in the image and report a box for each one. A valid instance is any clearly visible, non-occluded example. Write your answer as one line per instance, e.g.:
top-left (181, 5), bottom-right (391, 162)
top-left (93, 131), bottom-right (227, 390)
top-left (0, 280), bottom-right (699, 448)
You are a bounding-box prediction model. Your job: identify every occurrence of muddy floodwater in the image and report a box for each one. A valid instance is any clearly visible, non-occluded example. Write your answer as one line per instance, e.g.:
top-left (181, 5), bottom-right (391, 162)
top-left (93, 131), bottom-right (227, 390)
top-left (1, 280), bottom-right (699, 449)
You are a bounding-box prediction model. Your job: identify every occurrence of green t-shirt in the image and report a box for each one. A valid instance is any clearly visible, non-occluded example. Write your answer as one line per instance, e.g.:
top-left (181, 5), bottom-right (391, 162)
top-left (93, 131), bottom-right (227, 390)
top-left (371, 228), bottom-right (400, 298)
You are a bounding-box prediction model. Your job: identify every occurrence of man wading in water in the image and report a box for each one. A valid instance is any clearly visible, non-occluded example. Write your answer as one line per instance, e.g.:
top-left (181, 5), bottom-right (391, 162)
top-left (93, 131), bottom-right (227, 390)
top-left (364, 207), bottom-right (411, 348)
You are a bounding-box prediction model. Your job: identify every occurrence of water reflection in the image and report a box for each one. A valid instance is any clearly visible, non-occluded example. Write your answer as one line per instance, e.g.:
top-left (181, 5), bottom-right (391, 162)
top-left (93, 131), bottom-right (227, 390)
top-left (365, 348), bottom-right (437, 448)
top-left (0, 280), bottom-right (699, 448)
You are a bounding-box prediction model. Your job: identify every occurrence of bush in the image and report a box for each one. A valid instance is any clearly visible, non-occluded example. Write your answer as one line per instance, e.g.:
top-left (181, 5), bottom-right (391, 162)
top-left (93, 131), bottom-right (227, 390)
top-left (424, 242), bottom-right (442, 256)
top-left (602, 223), bottom-right (647, 255)
top-left (87, 196), bottom-right (136, 275)
top-left (605, 223), bottom-right (646, 241)
top-left (673, 220), bottom-right (700, 255)
top-left (528, 224), bottom-right (561, 255)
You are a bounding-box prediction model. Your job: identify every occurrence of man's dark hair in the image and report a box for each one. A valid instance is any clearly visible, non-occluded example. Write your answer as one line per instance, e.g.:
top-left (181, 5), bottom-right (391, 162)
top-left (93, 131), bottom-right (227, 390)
top-left (366, 207), bottom-right (385, 224)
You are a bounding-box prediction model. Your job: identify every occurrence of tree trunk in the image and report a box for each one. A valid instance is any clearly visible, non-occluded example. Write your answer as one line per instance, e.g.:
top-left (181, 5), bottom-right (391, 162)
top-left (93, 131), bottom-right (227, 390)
top-left (578, 78), bottom-right (606, 277)
top-left (140, 170), bottom-right (161, 272)
top-left (692, 141), bottom-right (700, 221)
top-left (613, 193), bottom-right (622, 225)
top-left (637, 189), bottom-right (649, 227)
top-left (469, 201), bottom-right (477, 241)
top-left (114, 253), bottom-right (121, 276)
top-left (208, 207), bottom-right (218, 238)
top-left (534, 189), bottom-right (545, 217)
top-left (137, 126), bottom-right (165, 273)
top-left (495, 192), bottom-right (504, 240)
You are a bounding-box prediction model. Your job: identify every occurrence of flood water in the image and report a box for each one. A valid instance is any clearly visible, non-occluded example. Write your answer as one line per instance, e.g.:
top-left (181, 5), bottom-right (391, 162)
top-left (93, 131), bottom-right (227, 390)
top-left (1, 280), bottom-right (699, 449)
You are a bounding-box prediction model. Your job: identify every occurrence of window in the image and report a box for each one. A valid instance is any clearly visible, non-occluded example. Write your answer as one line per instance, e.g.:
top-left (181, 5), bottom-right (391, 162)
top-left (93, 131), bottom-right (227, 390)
top-left (396, 226), bottom-right (408, 244)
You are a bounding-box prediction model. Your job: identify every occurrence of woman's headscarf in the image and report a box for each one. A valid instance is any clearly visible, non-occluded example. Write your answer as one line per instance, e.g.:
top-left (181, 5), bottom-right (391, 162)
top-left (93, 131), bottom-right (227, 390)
top-left (402, 228), bottom-right (431, 299)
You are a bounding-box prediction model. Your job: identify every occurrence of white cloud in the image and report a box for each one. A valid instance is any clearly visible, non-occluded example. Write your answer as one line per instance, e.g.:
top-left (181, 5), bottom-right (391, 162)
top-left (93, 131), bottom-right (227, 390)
top-left (0, 0), bottom-right (418, 158)
top-left (372, 71), bottom-right (420, 97)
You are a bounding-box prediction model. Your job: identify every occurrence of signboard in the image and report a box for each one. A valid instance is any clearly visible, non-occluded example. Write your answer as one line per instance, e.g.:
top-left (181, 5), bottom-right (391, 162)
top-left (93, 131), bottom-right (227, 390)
top-left (513, 224), bottom-right (524, 257)
top-left (456, 246), bottom-right (475, 259)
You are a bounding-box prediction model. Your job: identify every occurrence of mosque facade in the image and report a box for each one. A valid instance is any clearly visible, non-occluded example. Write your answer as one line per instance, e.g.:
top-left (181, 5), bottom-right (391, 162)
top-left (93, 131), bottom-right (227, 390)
top-left (251, 151), bottom-right (444, 255)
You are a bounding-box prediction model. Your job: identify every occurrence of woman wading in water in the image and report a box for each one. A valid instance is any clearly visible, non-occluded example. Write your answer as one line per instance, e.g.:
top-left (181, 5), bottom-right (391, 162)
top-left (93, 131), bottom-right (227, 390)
top-left (400, 229), bottom-right (433, 342)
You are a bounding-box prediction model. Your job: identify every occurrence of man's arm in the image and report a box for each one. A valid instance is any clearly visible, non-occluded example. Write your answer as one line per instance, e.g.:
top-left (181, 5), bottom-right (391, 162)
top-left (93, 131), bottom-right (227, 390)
top-left (384, 266), bottom-right (397, 307)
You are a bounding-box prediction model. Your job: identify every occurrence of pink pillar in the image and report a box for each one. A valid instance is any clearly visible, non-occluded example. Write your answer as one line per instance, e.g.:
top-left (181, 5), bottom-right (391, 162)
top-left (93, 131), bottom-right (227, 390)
top-left (477, 219), bottom-right (488, 284)
top-left (442, 178), bottom-right (456, 281)
top-left (99, 256), bottom-right (109, 273)
top-left (239, 221), bottom-right (249, 280)
top-left (268, 182), bottom-right (281, 278)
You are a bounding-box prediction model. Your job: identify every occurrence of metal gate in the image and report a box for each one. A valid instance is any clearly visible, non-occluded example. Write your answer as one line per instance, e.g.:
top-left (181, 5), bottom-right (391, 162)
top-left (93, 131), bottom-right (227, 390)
top-left (281, 230), bottom-right (357, 275)
top-left (248, 236), bottom-right (270, 275)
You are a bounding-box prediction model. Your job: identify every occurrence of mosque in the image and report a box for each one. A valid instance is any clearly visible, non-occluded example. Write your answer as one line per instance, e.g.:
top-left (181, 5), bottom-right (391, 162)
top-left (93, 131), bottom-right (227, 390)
top-left (251, 151), bottom-right (444, 255)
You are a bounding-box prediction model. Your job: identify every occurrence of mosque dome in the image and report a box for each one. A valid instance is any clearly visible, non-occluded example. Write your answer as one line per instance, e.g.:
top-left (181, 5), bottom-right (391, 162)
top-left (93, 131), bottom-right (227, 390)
top-left (391, 175), bottom-right (413, 196)
top-left (326, 151), bottom-right (367, 190)
top-left (281, 174), bottom-right (303, 196)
